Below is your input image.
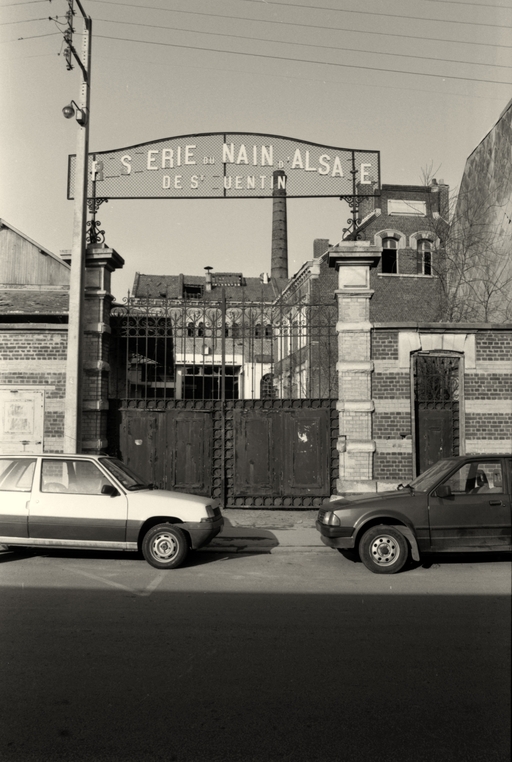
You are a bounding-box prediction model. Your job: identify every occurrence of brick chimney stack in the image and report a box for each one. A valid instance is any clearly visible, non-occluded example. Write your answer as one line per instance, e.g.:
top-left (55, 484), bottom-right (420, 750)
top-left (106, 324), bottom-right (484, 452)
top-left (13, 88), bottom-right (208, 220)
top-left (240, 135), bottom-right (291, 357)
top-left (271, 169), bottom-right (288, 280)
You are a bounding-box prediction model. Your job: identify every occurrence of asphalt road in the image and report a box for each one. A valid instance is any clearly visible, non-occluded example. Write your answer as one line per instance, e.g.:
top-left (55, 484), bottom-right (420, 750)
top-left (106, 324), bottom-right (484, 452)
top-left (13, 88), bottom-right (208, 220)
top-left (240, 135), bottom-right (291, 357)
top-left (0, 546), bottom-right (510, 762)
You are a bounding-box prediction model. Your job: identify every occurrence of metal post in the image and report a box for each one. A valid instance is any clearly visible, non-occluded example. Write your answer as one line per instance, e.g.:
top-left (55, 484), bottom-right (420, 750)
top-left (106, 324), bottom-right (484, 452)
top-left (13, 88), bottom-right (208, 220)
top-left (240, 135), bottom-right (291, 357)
top-left (63, 12), bottom-right (91, 453)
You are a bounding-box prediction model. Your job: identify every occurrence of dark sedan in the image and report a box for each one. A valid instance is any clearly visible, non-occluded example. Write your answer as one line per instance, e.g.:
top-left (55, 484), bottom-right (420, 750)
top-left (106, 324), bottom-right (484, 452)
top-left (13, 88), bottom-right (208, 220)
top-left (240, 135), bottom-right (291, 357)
top-left (316, 455), bottom-right (512, 573)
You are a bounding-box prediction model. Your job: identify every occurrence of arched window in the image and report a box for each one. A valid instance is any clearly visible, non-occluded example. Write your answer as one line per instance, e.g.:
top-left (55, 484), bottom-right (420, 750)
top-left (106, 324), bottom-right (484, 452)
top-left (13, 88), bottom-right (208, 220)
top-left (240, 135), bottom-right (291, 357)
top-left (260, 373), bottom-right (277, 399)
top-left (382, 237), bottom-right (398, 274)
top-left (187, 322), bottom-right (195, 337)
top-left (417, 239), bottom-right (433, 275)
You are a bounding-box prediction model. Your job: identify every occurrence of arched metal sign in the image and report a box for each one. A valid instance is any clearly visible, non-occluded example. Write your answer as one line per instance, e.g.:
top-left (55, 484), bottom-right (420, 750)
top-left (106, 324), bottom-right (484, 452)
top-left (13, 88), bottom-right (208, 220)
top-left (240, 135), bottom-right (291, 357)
top-left (68, 132), bottom-right (380, 200)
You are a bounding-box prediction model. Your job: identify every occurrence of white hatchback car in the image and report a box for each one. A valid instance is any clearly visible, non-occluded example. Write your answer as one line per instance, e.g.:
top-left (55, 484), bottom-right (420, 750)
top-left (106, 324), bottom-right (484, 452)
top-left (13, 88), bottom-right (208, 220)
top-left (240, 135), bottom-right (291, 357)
top-left (0, 454), bottom-right (223, 568)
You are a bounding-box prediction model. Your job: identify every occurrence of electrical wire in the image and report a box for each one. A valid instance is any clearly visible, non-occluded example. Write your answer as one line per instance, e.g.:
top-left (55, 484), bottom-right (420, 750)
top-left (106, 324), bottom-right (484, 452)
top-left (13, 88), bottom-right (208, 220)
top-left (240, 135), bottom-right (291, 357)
top-left (94, 17), bottom-right (512, 70)
top-left (0, 16), bottom-right (51, 24)
top-left (237, 0), bottom-right (512, 28)
top-left (95, 32), bottom-right (512, 85)
top-left (86, 1), bottom-right (512, 50)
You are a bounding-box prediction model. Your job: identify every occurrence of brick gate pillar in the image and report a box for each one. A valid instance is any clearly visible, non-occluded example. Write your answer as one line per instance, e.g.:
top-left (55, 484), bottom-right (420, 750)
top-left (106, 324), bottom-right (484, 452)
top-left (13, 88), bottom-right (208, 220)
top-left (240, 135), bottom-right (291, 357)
top-left (328, 242), bottom-right (381, 494)
top-left (82, 245), bottom-right (124, 453)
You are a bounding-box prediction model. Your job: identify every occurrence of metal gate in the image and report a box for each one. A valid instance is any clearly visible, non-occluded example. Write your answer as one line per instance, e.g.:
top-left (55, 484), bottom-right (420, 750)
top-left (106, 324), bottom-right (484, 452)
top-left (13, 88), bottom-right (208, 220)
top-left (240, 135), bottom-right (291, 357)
top-left (108, 293), bottom-right (338, 508)
top-left (413, 353), bottom-right (461, 473)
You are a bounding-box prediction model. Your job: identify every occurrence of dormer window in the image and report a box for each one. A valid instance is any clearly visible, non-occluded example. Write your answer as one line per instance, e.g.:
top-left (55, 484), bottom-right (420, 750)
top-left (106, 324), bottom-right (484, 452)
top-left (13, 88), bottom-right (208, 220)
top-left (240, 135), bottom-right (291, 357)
top-left (183, 284), bottom-right (203, 300)
top-left (417, 240), bottom-right (433, 275)
top-left (382, 237), bottom-right (398, 274)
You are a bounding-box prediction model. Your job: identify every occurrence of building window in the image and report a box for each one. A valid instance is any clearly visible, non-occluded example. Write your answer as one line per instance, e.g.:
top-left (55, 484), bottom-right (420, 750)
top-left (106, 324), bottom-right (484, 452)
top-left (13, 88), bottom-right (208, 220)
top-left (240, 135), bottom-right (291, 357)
top-left (417, 240), bottom-right (432, 275)
top-left (382, 237), bottom-right (398, 273)
top-left (260, 373), bottom-right (277, 398)
top-left (183, 285), bottom-right (203, 300)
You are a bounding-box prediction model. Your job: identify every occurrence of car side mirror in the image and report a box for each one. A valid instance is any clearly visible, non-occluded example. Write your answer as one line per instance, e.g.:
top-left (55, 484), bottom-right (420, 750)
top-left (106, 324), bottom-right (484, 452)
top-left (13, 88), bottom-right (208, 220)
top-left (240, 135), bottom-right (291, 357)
top-left (101, 484), bottom-right (119, 497)
top-left (436, 484), bottom-right (452, 498)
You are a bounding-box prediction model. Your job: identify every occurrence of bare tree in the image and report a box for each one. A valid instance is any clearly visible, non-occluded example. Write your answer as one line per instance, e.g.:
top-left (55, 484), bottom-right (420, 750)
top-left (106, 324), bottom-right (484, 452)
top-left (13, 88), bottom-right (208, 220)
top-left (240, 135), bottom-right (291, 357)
top-left (422, 164), bottom-right (512, 323)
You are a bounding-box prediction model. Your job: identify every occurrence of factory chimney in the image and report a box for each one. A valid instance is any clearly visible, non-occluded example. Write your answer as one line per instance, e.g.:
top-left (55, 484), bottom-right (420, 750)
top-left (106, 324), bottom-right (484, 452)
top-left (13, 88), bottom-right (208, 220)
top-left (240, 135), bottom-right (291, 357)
top-left (271, 169), bottom-right (288, 280)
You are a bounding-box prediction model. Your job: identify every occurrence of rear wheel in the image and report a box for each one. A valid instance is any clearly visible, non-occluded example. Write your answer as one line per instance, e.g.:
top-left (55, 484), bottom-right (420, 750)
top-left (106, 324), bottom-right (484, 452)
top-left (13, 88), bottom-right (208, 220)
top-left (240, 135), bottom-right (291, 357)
top-left (142, 524), bottom-right (188, 569)
top-left (359, 525), bottom-right (408, 574)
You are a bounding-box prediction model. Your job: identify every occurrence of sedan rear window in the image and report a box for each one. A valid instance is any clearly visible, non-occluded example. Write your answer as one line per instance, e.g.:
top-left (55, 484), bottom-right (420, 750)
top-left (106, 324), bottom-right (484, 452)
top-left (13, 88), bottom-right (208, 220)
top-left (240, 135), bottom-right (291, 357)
top-left (0, 458), bottom-right (36, 492)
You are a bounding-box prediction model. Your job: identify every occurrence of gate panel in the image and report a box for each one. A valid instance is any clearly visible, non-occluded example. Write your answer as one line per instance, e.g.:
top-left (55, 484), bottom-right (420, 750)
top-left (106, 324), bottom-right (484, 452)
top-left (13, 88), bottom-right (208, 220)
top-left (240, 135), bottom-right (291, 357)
top-left (414, 353), bottom-right (461, 474)
top-left (120, 410), bottom-right (160, 485)
top-left (234, 409), bottom-right (275, 495)
top-left (281, 409), bottom-right (330, 494)
top-left (165, 411), bottom-right (212, 495)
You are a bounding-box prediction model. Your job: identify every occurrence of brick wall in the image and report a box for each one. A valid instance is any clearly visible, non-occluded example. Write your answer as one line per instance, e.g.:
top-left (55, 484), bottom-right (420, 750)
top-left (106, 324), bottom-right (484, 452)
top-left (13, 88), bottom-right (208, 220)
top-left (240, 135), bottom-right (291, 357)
top-left (370, 326), bottom-right (512, 484)
top-left (0, 328), bottom-right (68, 451)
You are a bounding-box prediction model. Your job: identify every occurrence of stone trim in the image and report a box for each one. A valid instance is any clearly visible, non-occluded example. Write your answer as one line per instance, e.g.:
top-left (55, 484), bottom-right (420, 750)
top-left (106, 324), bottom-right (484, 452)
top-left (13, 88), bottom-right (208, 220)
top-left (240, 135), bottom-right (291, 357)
top-left (345, 440), bottom-right (376, 453)
top-left (336, 321), bottom-right (373, 332)
top-left (0, 361), bottom-right (67, 371)
top-left (465, 440), bottom-right (512, 453)
top-left (398, 332), bottom-right (475, 369)
top-left (337, 361), bottom-right (374, 372)
top-left (466, 400), bottom-right (512, 413)
top-left (375, 438), bottom-right (413, 453)
top-left (82, 438), bottom-right (108, 450)
top-left (0, 384), bottom-right (55, 391)
top-left (82, 400), bottom-right (109, 411)
top-left (469, 361), bottom-right (512, 374)
top-left (83, 322), bottom-right (111, 334)
top-left (83, 360), bottom-right (111, 372)
top-left (374, 399), bottom-right (410, 412)
top-left (337, 400), bottom-right (375, 412)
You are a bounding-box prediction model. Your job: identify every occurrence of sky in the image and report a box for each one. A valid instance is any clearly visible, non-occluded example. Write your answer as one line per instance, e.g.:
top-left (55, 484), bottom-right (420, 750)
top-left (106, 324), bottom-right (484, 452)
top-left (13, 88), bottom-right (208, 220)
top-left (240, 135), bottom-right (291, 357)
top-left (1, 0), bottom-right (511, 301)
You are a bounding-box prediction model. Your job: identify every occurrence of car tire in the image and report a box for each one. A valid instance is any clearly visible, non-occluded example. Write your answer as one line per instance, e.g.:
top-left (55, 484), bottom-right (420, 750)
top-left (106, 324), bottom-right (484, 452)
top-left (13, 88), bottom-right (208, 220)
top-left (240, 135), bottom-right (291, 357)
top-left (359, 525), bottom-right (408, 574)
top-left (142, 524), bottom-right (188, 569)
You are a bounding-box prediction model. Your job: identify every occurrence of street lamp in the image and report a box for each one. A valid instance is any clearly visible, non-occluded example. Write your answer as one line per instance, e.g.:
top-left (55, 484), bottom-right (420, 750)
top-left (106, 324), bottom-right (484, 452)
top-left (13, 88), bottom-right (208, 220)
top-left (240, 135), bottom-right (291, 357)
top-left (62, 100), bottom-right (88, 126)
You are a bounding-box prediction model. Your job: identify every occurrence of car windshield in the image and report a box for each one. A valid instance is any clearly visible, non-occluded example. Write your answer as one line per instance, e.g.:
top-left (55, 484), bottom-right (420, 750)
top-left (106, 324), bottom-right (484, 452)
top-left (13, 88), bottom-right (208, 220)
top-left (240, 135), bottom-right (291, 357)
top-left (99, 458), bottom-right (150, 491)
top-left (408, 458), bottom-right (457, 492)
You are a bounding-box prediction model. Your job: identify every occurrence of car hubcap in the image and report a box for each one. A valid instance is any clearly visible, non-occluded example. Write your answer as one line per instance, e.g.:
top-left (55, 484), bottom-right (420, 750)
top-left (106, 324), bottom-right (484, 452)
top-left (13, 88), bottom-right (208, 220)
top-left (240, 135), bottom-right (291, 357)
top-left (371, 535), bottom-right (399, 565)
top-left (151, 532), bottom-right (178, 562)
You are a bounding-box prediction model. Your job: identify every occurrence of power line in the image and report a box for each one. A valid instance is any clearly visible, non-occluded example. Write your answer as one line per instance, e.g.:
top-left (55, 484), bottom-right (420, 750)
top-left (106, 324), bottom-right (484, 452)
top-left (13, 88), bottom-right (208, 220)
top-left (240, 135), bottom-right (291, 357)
top-left (238, 0), bottom-right (512, 30)
top-left (0, 0), bottom-right (48, 5)
top-left (95, 33), bottom-right (512, 85)
top-left (95, 17), bottom-right (512, 70)
top-left (86, 1), bottom-right (512, 50)
top-left (0, 17), bottom-right (51, 25)
top-left (423, 0), bottom-right (512, 7)
top-left (15, 31), bottom-right (60, 40)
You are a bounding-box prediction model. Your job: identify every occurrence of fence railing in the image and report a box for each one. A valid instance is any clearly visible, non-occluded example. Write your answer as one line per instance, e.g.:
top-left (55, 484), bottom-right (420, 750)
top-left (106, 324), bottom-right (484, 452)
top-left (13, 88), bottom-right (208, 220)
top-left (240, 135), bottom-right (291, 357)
top-left (109, 294), bottom-right (338, 403)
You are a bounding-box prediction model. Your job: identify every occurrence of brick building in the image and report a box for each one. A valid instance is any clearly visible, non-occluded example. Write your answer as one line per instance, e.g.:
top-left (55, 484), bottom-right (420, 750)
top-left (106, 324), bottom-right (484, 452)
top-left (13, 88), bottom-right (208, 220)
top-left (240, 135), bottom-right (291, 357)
top-left (0, 219), bottom-right (123, 454)
top-left (1, 172), bottom-right (510, 498)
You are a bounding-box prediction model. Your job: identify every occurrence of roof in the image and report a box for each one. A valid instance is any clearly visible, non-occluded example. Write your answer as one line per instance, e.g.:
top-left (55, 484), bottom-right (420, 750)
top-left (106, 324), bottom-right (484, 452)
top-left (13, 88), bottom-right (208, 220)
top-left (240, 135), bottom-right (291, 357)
top-left (0, 287), bottom-right (69, 316)
top-left (0, 219), bottom-right (69, 270)
top-left (132, 273), bottom-right (287, 302)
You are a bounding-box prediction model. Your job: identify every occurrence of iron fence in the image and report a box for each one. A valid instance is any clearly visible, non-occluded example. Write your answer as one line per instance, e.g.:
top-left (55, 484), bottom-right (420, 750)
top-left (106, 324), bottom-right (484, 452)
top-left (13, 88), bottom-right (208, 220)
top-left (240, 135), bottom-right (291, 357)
top-left (110, 293), bottom-right (338, 404)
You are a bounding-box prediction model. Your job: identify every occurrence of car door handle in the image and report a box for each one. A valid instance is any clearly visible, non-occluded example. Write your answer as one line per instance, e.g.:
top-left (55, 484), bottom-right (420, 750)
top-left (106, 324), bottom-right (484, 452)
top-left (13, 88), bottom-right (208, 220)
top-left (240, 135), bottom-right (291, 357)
top-left (489, 500), bottom-right (503, 506)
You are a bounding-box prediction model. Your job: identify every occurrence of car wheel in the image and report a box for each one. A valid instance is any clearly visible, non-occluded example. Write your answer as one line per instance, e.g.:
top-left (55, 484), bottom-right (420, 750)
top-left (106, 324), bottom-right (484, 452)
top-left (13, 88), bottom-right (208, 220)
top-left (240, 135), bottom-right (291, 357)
top-left (359, 525), bottom-right (408, 574)
top-left (142, 524), bottom-right (188, 569)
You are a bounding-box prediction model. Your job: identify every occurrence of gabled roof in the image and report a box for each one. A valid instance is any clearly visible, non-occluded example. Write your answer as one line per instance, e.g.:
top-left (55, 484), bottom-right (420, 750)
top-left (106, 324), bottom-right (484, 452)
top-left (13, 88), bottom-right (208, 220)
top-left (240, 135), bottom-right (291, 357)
top-left (0, 219), bottom-right (70, 271)
top-left (132, 273), bottom-right (286, 302)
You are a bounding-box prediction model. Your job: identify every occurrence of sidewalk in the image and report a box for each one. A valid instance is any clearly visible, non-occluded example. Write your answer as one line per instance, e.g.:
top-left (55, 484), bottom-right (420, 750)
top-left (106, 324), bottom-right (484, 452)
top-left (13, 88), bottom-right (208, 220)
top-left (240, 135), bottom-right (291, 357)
top-left (202, 508), bottom-right (327, 554)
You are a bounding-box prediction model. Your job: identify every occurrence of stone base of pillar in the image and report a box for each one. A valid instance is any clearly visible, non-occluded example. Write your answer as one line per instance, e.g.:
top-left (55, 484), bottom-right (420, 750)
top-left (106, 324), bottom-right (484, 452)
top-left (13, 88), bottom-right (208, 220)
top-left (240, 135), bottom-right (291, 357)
top-left (336, 478), bottom-right (378, 494)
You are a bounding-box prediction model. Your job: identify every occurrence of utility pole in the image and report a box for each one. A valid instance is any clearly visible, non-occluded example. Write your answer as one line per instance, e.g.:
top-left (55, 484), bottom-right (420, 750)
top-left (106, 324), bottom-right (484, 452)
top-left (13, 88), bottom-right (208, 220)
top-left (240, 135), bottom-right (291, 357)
top-left (62, 0), bottom-right (92, 453)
